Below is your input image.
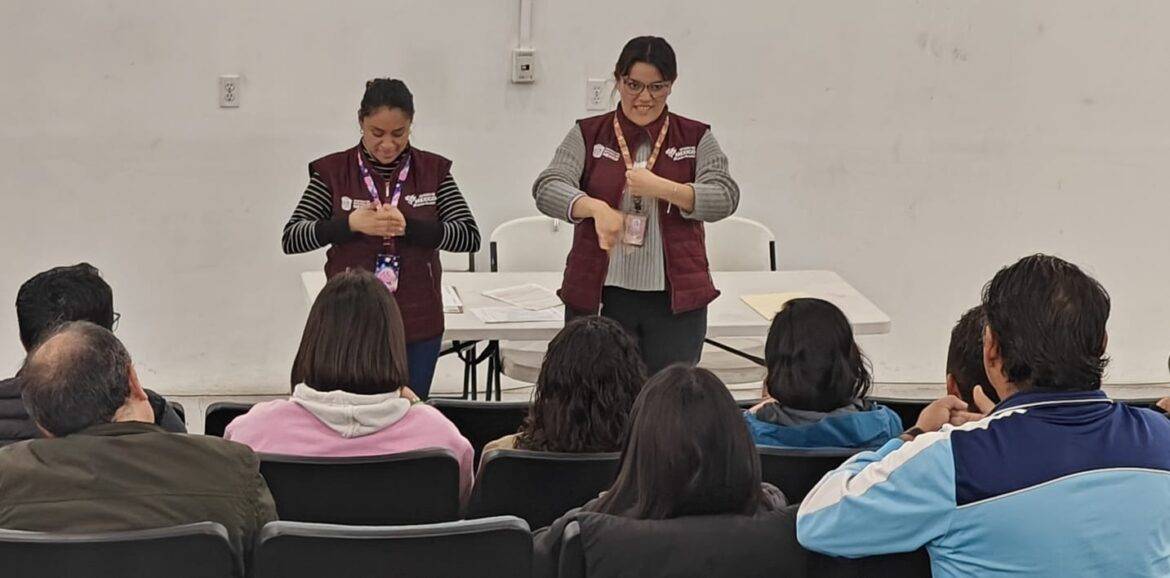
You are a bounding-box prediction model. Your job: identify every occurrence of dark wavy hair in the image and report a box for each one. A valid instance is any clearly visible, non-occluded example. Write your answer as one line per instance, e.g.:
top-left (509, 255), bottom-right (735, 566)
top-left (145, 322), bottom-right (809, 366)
top-left (982, 254), bottom-right (1110, 391)
top-left (16, 263), bottom-right (114, 351)
top-left (515, 316), bottom-right (646, 453)
top-left (592, 365), bottom-right (765, 519)
top-left (764, 298), bottom-right (871, 412)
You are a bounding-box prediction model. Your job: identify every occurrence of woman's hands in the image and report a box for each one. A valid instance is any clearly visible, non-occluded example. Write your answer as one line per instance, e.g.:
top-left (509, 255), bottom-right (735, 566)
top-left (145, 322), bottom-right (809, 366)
top-left (349, 204), bottom-right (407, 237)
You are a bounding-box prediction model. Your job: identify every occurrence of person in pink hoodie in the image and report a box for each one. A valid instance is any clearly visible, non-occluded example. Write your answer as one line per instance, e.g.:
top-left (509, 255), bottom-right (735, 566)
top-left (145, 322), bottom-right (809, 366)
top-left (225, 269), bottom-right (474, 504)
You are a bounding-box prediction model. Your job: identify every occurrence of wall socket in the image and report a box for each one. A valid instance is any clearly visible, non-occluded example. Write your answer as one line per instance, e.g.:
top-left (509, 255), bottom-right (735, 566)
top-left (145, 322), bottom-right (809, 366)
top-left (586, 78), bottom-right (609, 111)
top-left (219, 75), bottom-right (241, 108)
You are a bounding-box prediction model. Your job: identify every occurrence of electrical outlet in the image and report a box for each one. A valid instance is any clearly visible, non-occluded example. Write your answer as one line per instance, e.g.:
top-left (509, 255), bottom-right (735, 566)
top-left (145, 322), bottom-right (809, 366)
top-left (511, 49), bottom-right (535, 83)
top-left (586, 78), bottom-right (609, 111)
top-left (219, 75), bottom-right (241, 108)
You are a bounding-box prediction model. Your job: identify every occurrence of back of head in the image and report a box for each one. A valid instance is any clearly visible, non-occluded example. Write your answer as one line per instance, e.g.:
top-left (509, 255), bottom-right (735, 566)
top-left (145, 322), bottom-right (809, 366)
top-left (16, 263), bottom-right (114, 351)
top-left (291, 270), bottom-right (409, 395)
top-left (982, 254), bottom-right (1110, 391)
top-left (946, 305), bottom-right (999, 409)
top-left (594, 365), bottom-right (763, 519)
top-left (517, 316), bottom-right (647, 452)
top-left (764, 298), bottom-right (871, 411)
top-left (20, 321), bottom-right (131, 437)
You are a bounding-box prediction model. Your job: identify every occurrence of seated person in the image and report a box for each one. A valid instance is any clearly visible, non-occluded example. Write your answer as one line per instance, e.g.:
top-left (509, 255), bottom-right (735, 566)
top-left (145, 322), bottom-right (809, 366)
top-left (484, 315), bottom-right (646, 454)
top-left (1, 263), bottom-right (185, 445)
top-left (797, 254), bottom-right (1170, 577)
top-left (225, 269), bottom-right (474, 503)
top-left (533, 365), bottom-right (787, 577)
top-left (0, 322), bottom-right (275, 567)
top-left (744, 298), bottom-right (902, 449)
top-left (946, 305), bottom-right (1000, 411)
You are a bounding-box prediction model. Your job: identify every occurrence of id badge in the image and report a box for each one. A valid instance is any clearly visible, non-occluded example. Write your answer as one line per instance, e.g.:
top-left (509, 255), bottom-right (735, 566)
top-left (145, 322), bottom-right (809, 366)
top-left (622, 212), bottom-right (647, 247)
top-left (375, 254), bottom-right (401, 293)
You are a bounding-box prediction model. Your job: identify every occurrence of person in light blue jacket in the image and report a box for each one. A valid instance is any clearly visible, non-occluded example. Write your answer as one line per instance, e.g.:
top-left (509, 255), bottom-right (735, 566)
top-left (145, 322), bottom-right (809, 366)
top-left (743, 298), bottom-right (902, 449)
top-left (797, 254), bottom-right (1170, 578)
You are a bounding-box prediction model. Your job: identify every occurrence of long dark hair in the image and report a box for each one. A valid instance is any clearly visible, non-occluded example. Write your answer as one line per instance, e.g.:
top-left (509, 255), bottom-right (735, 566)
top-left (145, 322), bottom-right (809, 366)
top-left (516, 316), bottom-right (646, 453)
top-left (291, 270), bottom-right (409, 395)
top-left (592, 365), bottom-right (764, 519)
top-left (764, 298), bottom-right (871, 412)
top-left (613, 36), bottom-right (678, 82)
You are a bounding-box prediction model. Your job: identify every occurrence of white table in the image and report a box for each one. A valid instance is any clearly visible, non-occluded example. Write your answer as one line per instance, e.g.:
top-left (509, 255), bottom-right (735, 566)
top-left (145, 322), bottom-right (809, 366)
top-left (301, 270), bottom-right (891, 341)
top-left (303, 269), bottom-right (890, 399)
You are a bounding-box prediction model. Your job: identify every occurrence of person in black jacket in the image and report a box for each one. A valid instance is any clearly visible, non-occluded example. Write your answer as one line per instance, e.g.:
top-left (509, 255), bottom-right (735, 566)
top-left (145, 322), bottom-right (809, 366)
top-left (0, 263), bottom-right (184, 445)
top-left (533, 365), bottom-right (789, 577)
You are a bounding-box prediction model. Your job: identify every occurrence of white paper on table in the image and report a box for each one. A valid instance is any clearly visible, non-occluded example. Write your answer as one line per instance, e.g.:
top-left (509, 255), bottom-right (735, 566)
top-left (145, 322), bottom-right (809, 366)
top-left (442, 286), bottom-right (463, 314)
top-left (740, 292), bottom-right (814, 320)
top-left (471, 306), bottom-right (564, 324)
top-left (481, 283), bottom-right (562, 311)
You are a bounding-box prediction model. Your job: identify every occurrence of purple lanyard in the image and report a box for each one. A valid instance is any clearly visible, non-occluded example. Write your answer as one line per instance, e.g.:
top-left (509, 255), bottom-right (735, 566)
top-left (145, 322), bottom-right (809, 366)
top-left (357, 150), bottom-right (412, 208)
top-left (356, 150), bottom-right (411, 251)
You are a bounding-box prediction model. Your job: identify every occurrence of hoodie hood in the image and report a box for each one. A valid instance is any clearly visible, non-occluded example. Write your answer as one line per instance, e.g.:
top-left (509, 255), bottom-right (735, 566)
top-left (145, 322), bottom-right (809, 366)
top-left (290, 384), bottom-right (412, 438)
top-left (745, 401), bottom-right (904, 450)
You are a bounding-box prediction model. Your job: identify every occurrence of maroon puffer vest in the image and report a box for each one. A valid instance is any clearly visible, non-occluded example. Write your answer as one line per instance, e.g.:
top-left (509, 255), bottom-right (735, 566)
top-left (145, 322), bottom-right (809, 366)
top-left (559, 107), bottom-right (720, 314)
top-left (310, 144), bottom-right (449, 343)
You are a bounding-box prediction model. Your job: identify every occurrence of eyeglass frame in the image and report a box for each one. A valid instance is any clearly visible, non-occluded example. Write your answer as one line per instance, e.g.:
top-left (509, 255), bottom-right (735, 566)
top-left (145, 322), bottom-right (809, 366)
top-left (619, 76), bottom-right (673, 98)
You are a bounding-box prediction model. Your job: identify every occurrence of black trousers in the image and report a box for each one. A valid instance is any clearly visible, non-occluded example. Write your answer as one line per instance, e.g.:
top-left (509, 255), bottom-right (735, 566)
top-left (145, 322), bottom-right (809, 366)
top-left (568, 287), bottom-right (707, 376)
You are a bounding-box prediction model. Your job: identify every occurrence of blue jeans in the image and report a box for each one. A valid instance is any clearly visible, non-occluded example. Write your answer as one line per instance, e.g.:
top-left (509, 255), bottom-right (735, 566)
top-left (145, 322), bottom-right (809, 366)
top-left (406, 337), bottom-right (443, 399)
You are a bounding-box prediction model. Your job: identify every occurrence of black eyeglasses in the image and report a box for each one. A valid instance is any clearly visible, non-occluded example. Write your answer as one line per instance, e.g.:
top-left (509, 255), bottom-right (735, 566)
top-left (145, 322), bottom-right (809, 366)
top-left (112, 312), bottom-right (121, 332)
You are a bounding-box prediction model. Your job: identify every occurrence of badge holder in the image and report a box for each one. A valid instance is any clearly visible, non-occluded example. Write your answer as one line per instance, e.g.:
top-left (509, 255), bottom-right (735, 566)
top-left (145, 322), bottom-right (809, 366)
top-left (375, 252), bottom-right (401, 293)
top-left (622, 196), bottom-right (648, 248)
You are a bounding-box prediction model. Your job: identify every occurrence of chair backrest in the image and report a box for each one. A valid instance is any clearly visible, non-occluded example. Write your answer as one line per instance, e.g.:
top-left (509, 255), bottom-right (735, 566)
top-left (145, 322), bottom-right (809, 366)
top-left (470, 449), bottom-right (620, 529)
top-left (440, 251), bottom-right (476, 272)
top-left (258, 449), bottom-right (461, 525)
top-left (489, 216), bottom-right (574, 272)
top-left (426, 399), bottom-right (530, 466)
top-left (561, 511), bottom-right (932, 578)
top-left (0, 522), bottom-right (237, 578)
top-left (253, 517), bottom-right (531, 578)
top-left (170, 401), bottom-right (187, 425)
top-left (203, 402), bottom-right (255, 437)
top-left (757, 446), bottom-right (861, 504)
top-left (704, 216), bottom-right (777, 272)
top-left (560, 509), bottom-right (809, 578)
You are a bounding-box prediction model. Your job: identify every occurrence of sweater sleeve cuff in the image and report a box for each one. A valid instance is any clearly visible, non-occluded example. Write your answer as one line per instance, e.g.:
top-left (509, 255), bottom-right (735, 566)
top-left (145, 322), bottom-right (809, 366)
top-left (315, 216), bottom-right (355, 245)
top-left (404, 218), bottom-right (443, 249)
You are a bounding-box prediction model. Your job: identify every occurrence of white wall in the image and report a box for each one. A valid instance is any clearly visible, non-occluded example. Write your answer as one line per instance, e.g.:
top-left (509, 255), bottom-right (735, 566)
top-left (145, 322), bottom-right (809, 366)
top-left (1, 1), bottom-right (1168, 394)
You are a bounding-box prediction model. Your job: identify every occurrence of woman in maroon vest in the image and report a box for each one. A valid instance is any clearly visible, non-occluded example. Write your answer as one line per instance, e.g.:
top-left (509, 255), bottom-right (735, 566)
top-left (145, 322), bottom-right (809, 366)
top-left (282, 79), bottom-right (481, 398)
top-left (533, 37), bottom-right (740, 375)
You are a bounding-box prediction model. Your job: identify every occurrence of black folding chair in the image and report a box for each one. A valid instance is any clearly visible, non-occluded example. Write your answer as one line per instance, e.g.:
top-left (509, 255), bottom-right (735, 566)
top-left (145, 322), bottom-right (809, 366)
top-left (469, 449), bottom-right (620, 529)
top-left (258, 449), bottom-right (461, 525)
top-left (757, 446), bottom-right (861, 504)
top-left (426, 398), bottom-right (529, 466)
top-left (252, 517), bottom-right (531, 578)
top-left (203, 402), bottom-right (255, 437)
top-left (0, 522), bottom-right (237, 578)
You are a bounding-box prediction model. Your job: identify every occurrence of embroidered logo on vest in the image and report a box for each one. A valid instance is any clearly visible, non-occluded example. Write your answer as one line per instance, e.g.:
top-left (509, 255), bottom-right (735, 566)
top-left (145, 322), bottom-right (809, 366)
top-left (340, 196), bottom-right (353, 211)
top-left (665, 146), bottom-right (697, 161)
top-left (592, 144), bottom-right (621, 161)
top-left (405, 192), bottom-right (438, 208)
